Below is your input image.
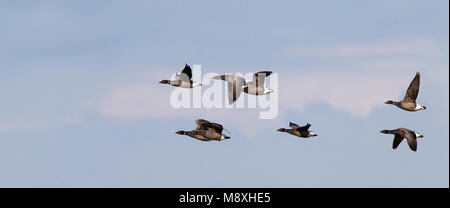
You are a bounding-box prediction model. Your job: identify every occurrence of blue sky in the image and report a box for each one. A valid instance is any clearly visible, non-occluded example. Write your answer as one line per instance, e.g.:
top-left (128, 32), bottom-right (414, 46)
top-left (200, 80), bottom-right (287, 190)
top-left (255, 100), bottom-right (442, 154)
top-left (0, 0), bottom-right (448, 187)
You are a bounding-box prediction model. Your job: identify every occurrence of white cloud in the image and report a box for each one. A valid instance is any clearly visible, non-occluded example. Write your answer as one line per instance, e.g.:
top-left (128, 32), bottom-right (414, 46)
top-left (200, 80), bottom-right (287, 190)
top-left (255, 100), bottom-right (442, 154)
top-left (278, 73), bottom-right (410, 117)
top-left (286, 38), bottom-right (439, 58)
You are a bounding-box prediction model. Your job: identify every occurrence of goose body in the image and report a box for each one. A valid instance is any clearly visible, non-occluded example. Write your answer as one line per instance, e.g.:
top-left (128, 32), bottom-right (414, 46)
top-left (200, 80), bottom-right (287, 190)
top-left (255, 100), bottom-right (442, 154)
top-left (277, 122), bottom-right (318, 138)
top-left (176, 119), bottom-right (230, 142)
top-left (159, 64), bottom-right (202, 88)
top-left (380, 128), bottom-right (423, 152)
top-left (385, 72), bottom-right (426, 111)
top-left (243, 71), bottom-right (274, 95)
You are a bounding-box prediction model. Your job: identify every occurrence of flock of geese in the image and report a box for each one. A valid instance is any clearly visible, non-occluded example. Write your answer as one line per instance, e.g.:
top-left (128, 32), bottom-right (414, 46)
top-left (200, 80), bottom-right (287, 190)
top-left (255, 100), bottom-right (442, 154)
top-left (160, 64), bottom-right (427, 152)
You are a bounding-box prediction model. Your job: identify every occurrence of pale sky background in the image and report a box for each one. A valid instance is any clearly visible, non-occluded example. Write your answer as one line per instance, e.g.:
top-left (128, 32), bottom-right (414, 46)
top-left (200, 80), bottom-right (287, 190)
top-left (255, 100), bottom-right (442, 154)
top-left (0, 0), bottom-right (448, 187)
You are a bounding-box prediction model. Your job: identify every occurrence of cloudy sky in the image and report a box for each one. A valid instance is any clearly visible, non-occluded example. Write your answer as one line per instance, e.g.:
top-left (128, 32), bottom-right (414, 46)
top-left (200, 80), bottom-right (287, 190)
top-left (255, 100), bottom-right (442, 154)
top-left (0, 0), bottom-right (448, 187)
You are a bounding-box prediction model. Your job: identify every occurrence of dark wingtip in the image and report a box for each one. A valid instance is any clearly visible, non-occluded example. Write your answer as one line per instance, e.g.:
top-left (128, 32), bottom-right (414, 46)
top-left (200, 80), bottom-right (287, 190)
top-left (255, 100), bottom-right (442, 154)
top-left (385, 100), bottom-right (394, 104)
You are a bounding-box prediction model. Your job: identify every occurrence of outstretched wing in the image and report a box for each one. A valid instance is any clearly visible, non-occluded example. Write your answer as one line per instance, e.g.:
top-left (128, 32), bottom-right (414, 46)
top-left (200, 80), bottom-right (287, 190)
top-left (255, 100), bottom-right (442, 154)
top-left (180, 64), bottom-right (193, 80)
top-left (404, 72), bottom-right (420, 103)
top-left (209, 123), bottom-right (225, 134)
top-left (289, 122), bottom-right (300, 128)
top-left (227, 80), bottom-right (244, 104)
top-left (392, 135), bottom-right (404, 149)
top-left (252, 71), bottom-right (272, 88)
top-left (225, 75), bottom-right (246, 104)
top-left (195, 119), bottom-right (210, 130)
top-left (298, 123), bottom-right (311, 131)
top-left (289, 122), bottom-right (311, 131)
top-left (404, 129), bottom-right (418, 151)
top-left (215, 74), bottom-right (246, 104)
top-left (195, 119), bottom-right (228, 134)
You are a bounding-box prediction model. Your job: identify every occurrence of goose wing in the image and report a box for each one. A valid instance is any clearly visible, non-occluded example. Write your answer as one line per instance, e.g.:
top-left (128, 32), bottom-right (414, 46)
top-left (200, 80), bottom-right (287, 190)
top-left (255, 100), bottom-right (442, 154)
top-left (213, 74), bottom-right (246, 104)
top-left (180, 64), bottom-right (193, 81)
top-left (289, 122), bottom-right (311, 131)
top-left (227, 75), bottom-right (246, 104)
top-left (299, 123), bottom-right (312, 131)
top-left (404, 129), bottom-right (418, 151)
top-left (195, 119), bottom-right (210, 130)
top-left (209, 123), bottom-right (225, 134)
top-left (403, 72), bottom-right (420, 103)
top-left (251, 71), bottom-right (272, 88)
top-left (392, 135), bottom-right (404, 149)
top-left (195, 119), bottom-right (228, 134)
top-left (289, 122), bottom-right (300, 128)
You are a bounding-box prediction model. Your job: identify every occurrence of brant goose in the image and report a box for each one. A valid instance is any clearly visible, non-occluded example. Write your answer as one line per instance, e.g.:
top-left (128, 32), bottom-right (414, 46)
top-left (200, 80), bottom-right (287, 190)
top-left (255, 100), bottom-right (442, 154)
top-left (277, 122), bottom-right (318, 138)
top-left (385, 72), bottom-right (426, 111)
top-left (176, 119), bottom-right (230, 141)
top-left (159, 64), bottom-right (201, 88)
top-left (380, 128), bottom-right (423, 152)
top-left (212, 74), bottom-right (249, 104)
top-left (243, 71), bottom-right (274, 95)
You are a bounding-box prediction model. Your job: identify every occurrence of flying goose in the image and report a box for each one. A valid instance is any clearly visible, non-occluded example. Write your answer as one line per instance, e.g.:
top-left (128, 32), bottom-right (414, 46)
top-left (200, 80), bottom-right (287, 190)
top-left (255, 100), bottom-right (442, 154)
top-left (385, 72), bottom-right (426, 111)
top-left (380, 128), bottom-right (423, 152)
top-left (212, 74), bottom-right (249, 104)
top-left (277, 122), bottom-right (318, 138)
top-left (176, 119), bottom-right (230, 141)
top-left (243, 71), bottom-right (274, 95)
top-left (159, 64), bottom-right (202, 88)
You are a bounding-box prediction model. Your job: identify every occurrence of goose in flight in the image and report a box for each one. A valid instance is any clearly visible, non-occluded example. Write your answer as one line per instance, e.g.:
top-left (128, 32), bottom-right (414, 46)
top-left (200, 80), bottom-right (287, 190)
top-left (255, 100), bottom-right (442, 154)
top-left (159, 64), bottom-right (202, 88)
top-left (380, 128), bottom-right (424, 152)
top-left (277, 122), bottom-right (318, 138)
top-left (243, 71), bottom-right (274, 95)
top-left (212, 74), bottom-right (249, 104)
top-left (176, 119), bottom-right (230, 141)
top-left (385, 72), bottom-right (426, 111)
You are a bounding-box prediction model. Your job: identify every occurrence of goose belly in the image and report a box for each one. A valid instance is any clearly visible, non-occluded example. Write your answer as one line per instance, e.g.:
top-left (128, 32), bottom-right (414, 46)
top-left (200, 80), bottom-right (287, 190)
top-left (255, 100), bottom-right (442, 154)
top-left (399, 102), bottom-right (418, 111)
top-left (244, 86), bottom-right (264, 95)
top-left (188, 134), bottom-right (211, 141)
top-left (178, 81), bottom-right (193, 88)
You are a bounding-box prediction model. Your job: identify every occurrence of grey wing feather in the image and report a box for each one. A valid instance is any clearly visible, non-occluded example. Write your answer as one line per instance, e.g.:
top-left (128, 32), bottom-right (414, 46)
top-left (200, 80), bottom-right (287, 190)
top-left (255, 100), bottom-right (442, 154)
top-left (392, 135), bottom-right (404, 149)
top-left (252, 71), bottom-right (272, 88)
top-left (181, 64), bottom-right (193, 80)
top-left (195, 119), bottom-right (210, 130)
top-left (208, 123), bottom-right (224, 134)
top-left (227, 78), bottom-right (244, 104)
top-left (289, 122), bottom-right (300, 128)
top-left (404, 72), bottom-right (420, 102)
top-left (404, 130), bottom-right (418, 151)
top-left (298, 123), bottom-right (311, 131)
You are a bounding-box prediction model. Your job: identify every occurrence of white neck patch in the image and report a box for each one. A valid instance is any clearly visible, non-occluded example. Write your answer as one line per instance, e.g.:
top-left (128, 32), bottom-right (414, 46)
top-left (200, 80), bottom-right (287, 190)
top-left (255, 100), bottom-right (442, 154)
top-left (191, 82), bottom-right (201, 87)
top-left (263, 89), bottom-right (273, 94)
